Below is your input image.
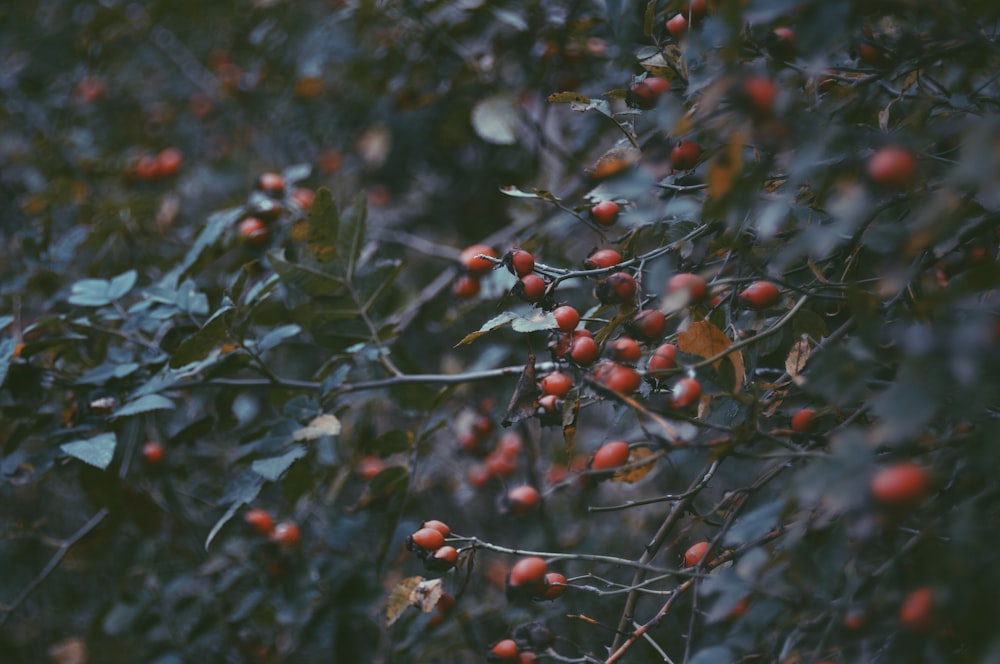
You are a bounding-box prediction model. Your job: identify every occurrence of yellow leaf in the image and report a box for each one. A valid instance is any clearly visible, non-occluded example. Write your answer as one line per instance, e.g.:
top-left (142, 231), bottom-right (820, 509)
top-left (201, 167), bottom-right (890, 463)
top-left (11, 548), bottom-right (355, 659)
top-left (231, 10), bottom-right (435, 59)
top-left (785, 334), bottom-right (811, 379)
top-left (585, 146), bottom-right (641, 180)
top-left (707, 136), bottom-right (743, 198)
top-left (293, 414), bottom-right (342, 441)
top-left (409, 577), bottom-right (444, 613)
top-left (385, 577), bottom-right (422, 627)
top-left (676, 320), bottom-right (746, 391)
top-left (611, 446), bottom-right (657, 483)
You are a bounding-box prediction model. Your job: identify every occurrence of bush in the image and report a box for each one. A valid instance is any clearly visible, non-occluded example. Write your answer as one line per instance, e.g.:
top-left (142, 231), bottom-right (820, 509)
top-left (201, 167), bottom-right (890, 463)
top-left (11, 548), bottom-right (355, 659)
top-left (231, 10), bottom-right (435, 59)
top-left (3, 0), bottom-right (1000, 661)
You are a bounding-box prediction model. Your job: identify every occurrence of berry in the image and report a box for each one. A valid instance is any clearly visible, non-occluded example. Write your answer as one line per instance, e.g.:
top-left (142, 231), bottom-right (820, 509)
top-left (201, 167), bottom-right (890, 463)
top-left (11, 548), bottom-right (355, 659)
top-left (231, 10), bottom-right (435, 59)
top-left (593, 361), bottom-right (641, 393)
top-left (540, 372), bottom-right (573, 398)
top-left (870, 462), bottom-right (930, 505)
top-left (584, 248), bottom-right (623, 270)
top-left (739, 281), bottom-right (781, 309)
top-left (468, 464), bottom-right (492, 487)
top-left (238, 217), bottom-right (270, 244)
top-left (132, 154), bottom-right (160, 180)
top-left (486, 453), bottom-right (517, 477)
top-left (683, 540), bottom-right (711, 567)
top-left (489, 639), bottom-right (520, 662)
top-left (506, 485), bottom-right (541, 517)
top-left (608, 337), bottom-right (642, 363)
top-left (517, 274), bottom-right (547, 302)
top-left (508, 249), bottom-right (535, 277)
top-left (791, 408), bottom-right (816, 432)
top-left (496, 431), bottom-right (523, 459)
top-left (628, 309), bottom-right (667, 341)
top-left (666, 13), bottom-right (688, 38)
top-left (681, 0), bottom-right (707, 21)
top-left (667, 272), bottom-right (707, 303)
top-left (590, 441), bottom-right (630, 473)
top-left (356, 455), bottom-right (386, 480)
top-left (867, 146), bottom-right (916, 190)
top-left (671, 377), bottom-right (702, 407)
top-left (630, 77), bottom-right (671, 109)
top-left (409, 527), bottom-right (446, 551)
top-left (537, 394), bottom-right (560, 414)
top-left (256, 172), bottom-right (285, 195)
top-left (430, 545), bottom-right (459, 569)
top-left (647, 343), bottom-right (677, 372)
top-left (843, 606), bottom-right (869, 631)
top-left (768, 27), bottom-right (796, 60)
top-left (291, 187), bottom-right (316, 210)
top-left (452, 274), bottom-right (481, 298)
top-left (142, 441), bottom-right (164, 466)
top-left (541, 572), bottom-right (567, 600)
top-left (244, 509), bottom-right (274, 535)
top-left (899, 587), bottom-right (934, 632)
top-left (422, 519), bottom-right (452, 537)
top-left (595, 272), bottom-right (637, 305)
top-left (743, 76), bottom-right (778, 117)
top-left (670, 141), bottom-right (701, 170)
top-left (591, 200), bottom-right (621, 226)
top-left (155, 147), bottom-right (183, 176)
top-left (552, 305), bottom-right (581, 333)
top-left (569, 335), bottom-right (600, 365)
top-left (461, 244), bottom-right (498, 275)
top-left (270, 522), bottom-right (301, 549)
top-left (506, 556), bottom-right (549, 598)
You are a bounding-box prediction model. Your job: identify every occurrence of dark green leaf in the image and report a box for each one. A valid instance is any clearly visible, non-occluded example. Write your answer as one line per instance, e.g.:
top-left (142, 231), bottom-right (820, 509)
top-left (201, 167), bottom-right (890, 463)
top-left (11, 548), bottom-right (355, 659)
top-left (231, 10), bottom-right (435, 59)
top-left (61, 432), bottom-right (117, 470)
top-left (307, 187), bottom-right (339, 262)
top-left (169, 305), bottom-right (234, 369)
top-left (112, 394), bottom-right (176, 418)
top-left (251, 446), bottom-right (308, 481)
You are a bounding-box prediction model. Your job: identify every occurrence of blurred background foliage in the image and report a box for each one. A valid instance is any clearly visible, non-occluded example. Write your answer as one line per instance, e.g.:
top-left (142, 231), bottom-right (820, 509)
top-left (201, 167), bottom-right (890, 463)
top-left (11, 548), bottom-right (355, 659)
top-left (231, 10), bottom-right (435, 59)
top-left (3, 0), bottom-right (1000, 662)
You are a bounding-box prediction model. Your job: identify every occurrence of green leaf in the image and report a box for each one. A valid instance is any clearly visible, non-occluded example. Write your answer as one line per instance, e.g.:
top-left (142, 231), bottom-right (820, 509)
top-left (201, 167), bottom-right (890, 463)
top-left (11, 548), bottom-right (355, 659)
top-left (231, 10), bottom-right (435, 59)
top-left (161, 207), bottom-right (243, 287)
top-left (723, 499), bottom-right (784, 547)
top-left (511, 310), bottom-right (558, 333)
top-left (270, 251), bottom-right (346, 297)
top-left (0, 337), bottom-right (15, 387)
top-left (204, 500), bottom-right (246, 552)
top-left (498, 185), bottom-right (560, 202)
top-left (61, 432), bottom-right (117, 470)
top-left (169, 305), bottom-right (234, 369)
top-left (68, 269), bottom-right (137, 307)
top-left (112, 394), bottom-right (176, 418)
top-left (307, 187), bottom-right (339, 262)
top-left (257, 324), bottom-right (302, 352)
top-left (76, 361), bottom-right (140, 385)
top-left (339, 192), bottom-right (368, 277)
top-left (251, 446), bottom-right (308, 481)
top-left (455, 311), bottom-right (519, 346)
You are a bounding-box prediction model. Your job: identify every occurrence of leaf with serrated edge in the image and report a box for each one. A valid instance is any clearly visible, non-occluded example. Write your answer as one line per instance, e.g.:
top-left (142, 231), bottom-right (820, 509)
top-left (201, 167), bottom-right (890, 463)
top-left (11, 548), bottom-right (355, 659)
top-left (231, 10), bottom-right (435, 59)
top-left (385, 577), bottom-right (423, 627)
top-left (455, 311), bottom-right (519, 346)
top-left (409, 578), bottom-right (444, 613)
top-left (676, 320), bottom-right (746, 390)
top-left (294, 414), bottom-right (342, 441)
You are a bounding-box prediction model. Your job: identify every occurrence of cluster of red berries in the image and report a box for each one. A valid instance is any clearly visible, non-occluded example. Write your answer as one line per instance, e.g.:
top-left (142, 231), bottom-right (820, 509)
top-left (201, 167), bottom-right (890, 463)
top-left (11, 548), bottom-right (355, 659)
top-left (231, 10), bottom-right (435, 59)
top-left (236, 171), bottom-right (317, 245)
top-left (407, 520), bottom-right (459, 572)
top-left (488, 621), bottom-right (554, 662)
top-left (244, 509), bottom-right (302, 549)
top-left (504, 556), bottom-right (566, 603)
top-left (129, 147), bottom-right (184, 181)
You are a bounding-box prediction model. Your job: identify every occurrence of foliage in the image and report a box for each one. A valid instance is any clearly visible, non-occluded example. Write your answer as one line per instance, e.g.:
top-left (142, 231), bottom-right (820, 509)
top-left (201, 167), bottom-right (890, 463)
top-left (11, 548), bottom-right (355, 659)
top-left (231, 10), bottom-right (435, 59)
top-left (3, 0), bottom-right (1000, 662)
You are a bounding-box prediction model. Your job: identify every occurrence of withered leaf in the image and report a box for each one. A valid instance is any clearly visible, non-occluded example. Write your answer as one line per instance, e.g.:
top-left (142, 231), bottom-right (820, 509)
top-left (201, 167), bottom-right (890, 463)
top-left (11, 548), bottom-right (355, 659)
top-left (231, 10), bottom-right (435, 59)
top-left (502, 354), bottom-right (538, 426)
top-left (676, 320), bottom-right (746, 391)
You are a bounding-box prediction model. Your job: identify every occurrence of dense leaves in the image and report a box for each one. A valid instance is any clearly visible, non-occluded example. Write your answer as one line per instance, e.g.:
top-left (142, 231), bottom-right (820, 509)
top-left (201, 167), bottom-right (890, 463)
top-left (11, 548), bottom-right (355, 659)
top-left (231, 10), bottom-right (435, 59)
top-left (3, 0), bottom-right (1000, 662)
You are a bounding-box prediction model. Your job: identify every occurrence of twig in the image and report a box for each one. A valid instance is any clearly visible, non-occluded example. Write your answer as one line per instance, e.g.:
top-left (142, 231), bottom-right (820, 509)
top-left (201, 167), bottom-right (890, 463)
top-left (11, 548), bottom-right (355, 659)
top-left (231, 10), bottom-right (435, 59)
top-left (0, 507), bottom-right (110, 626)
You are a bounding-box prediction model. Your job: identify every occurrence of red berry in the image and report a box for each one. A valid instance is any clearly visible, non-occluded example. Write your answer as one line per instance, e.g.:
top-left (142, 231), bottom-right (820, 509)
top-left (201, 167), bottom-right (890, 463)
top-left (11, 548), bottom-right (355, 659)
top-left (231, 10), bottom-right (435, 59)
top-left (769, 27), bottom-right (796, 60)
top-left (506, 485), bottom-right (541, 516)
top-left (507, 556), bottom-right (549, 592)
top-left (461, 244), bottom-right (498, 275)
top-left (591, 200), bottom-right (621, 226)
top-left (666, 13), bottom-right (688, 38)
top-left (508, 249), bottom-right (536, 277)
top-left (410, 527), bottom-right (446, 551)
top-left (670, 141), bottom-right (701, 170)
top-left (739, 281), bottom-right (780, 309)
top-left (681, 0), bottom-right (707, 21)
top-left (453, 274), bottom-right (481, 298)
top-left (291, 187), bottom-right (316, 210)
top-left (628, 309), bottom-right (667, 341)
top-left (356, 455), bottom-right (386, 480)
top-left (270, 521), bottom-right (301, 549)
top-left (490, 638), bottom-right (520, 661)
top-left (791, 408), bottom-right (816, 433)
top-left (155, 147), bottom-right (183, 176)
top-left (743, 76), bottom-right (777, 117)
top-left (486, 452), bottom-right (517, 477)
top-left (683, 540), bottom-right (711, 567)
top-left (432, 545), bottom-right (459, 567)
top-left (899, 587), bottom-right (934, 632)
top-left (647, 343), bottom-right (677, 372)
top-left (468, 464), bottom-right (492, 487)
top-left (256, 172), bottom-right (285, 195)
top-left (541, 572), bottom-right (567, 600)
top-left (631, 77), bottom-right (671, 109)
top-left (540, 372), bottom-right (573, 398)
top-left (142, 441), bottom-right (164, 466)
top-left (671, 377), bottom-right (702, 407)
top-left (244, 509), bottom-right (274, 535)
top-left (608, 337), bottom-right (642, 363)
top-left (667, 273), bottom-right (707, 303)
top-left (552, 305), bottom-right (580, 333)
top-left (238, 217), bottom-right (270, 244)
top-left (591, 441), bottom-right (630, 472)
top-left (584, 248), bottom-right (623, 270)
top-left (495, 431), bottom-right (523, 459)
top-left (867, 146), bottom-right (916, 190)
top-left (422, 520), bottom-right (452, 537)
top-left (569, 335), bottom-right (600, 365)
top-left (595, 272), bottom-right (637, 305)
top-left (870, 463), bottom-right (930, 505)
top-left (593, 361), bottom-right (641, 393)
top-left (517, 274), bottom-right (547, 302)
top-left (132, 154), bottom-right (160, 180)
top-left (537, 394), bottom-right (560, 414)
